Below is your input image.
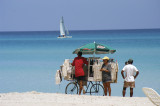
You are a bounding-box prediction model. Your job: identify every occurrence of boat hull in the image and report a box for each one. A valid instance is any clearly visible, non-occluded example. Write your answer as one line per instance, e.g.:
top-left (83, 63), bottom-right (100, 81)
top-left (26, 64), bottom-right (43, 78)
top-left (57, 36), bottom-right (72, 38)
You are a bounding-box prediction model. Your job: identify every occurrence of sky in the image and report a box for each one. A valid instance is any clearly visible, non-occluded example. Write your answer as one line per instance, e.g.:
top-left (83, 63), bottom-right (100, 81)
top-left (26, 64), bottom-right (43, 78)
top-left (0, 0), bottom-right (160, 31)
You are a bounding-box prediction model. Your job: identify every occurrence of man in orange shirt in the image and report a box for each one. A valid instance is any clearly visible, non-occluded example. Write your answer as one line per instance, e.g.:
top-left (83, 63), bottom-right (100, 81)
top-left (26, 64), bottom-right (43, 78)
top-left (72, 51), bottom-right (88, 95)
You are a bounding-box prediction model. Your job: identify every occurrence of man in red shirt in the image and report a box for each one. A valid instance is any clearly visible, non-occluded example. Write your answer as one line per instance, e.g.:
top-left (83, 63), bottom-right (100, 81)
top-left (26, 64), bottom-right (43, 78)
top-left (72, 51), bottom-right (88, 95)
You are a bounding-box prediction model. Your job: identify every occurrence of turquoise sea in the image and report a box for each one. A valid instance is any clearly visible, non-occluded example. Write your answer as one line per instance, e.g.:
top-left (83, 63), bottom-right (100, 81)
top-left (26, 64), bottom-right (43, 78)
top-left (0, 29), bottom-right (160, 97)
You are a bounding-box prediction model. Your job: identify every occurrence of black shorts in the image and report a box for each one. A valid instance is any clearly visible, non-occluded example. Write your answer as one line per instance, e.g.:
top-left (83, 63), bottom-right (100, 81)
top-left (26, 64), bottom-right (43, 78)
top-left (75, 76), bottom-right (85, 81)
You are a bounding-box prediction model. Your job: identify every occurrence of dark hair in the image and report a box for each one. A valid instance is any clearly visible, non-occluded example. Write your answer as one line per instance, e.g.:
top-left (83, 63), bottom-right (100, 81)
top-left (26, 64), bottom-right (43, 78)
top-left (77, 51), bottom-right (82, 56)
top-left (128, 61), bottom-right (133, 64)
top-left (125, 61), bottom-right (128, 65)
top-left (128, 59), bottom-right (133, 64)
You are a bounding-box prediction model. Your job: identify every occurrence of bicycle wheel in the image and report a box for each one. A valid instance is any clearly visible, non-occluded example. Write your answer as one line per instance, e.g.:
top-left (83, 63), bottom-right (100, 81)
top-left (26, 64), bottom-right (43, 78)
top-left (90, 84), bottom-right (104, 96)
top-left (65, 82), bottom-right (78, 94)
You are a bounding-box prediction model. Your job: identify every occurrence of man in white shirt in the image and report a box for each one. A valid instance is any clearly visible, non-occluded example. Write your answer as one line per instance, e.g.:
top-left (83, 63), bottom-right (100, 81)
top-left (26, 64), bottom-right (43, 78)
top-left (121, 59), bottom-right (139, 97)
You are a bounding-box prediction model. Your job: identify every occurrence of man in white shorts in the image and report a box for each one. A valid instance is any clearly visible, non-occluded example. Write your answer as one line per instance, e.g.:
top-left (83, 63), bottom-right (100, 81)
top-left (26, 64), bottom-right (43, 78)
top-left (121, 59), bottom-right (139, 97)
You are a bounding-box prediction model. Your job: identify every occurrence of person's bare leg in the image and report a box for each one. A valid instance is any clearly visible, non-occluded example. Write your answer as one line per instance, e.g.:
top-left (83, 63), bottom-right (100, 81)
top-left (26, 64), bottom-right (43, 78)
top-left (82, 81), bottom-right (86, 94)
top-left (106, 82), bottom-right (111, 96)
top-left (130, 88), bottom-right (133, 97)
top-left (79, 80), bottom-right (83, 95)
top-left (122, 87), bottom-right (126, 97)
top-left (103, 83), bottom-right (107, 96)
top-left (83, 87), bottom-right (85, 94)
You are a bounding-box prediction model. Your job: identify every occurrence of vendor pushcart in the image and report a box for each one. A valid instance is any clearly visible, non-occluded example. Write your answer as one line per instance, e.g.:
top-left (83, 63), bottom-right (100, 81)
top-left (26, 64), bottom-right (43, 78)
top-left (55, 42), bottom-right (118, 96)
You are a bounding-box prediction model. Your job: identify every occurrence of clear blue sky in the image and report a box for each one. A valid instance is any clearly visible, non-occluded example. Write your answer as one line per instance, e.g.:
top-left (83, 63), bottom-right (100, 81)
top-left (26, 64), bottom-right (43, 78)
top-left (0, 0), bottom-right (160, 31)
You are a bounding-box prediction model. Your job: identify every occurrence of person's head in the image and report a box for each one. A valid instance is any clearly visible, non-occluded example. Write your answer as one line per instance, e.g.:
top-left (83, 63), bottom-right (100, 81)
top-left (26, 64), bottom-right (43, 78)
top-left (102, 56), bottom-right (109, 64)
top-left (128, 59), bottom-right (133, 64)
top-left (77, 51), bottom-right (82, 57)
top-left (125, 61), bottom-right (128, 65)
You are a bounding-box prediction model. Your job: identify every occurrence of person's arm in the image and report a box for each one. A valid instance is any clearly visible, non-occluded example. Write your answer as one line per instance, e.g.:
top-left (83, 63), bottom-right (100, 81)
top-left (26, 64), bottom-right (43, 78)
top-left (121, 66), bottom-right (126, 79)
top-left (104, 69), bottom-right (109, 72)
top-left (134, 71), bottom-right (139, 79)
top-left (100, 64), bottom-right (104, 71)
top-left (83, 58), bottom-right (88, 65)
top-left (100, 64), bottom-right (110, 72)
top-left (121, 70), bottom-right (125, 79)
top-left (100, 68), bottom-right (105, 71)
top-left (100, 68), bottom-right (109, 72)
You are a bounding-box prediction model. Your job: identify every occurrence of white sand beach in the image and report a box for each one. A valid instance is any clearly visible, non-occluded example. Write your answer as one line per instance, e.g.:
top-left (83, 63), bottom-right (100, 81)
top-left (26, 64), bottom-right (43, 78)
top-left (0, 91), bottom-right (154, 106)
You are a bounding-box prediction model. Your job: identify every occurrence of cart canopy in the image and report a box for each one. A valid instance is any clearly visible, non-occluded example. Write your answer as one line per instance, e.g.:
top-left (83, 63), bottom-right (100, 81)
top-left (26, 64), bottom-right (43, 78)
top-left (73, 42), bottom-right (116, 54)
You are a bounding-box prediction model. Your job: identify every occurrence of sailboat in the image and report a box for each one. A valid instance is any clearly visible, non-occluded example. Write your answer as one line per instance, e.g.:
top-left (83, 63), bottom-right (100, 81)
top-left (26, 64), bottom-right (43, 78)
top-left (57, 17), bottom-right (72, 38)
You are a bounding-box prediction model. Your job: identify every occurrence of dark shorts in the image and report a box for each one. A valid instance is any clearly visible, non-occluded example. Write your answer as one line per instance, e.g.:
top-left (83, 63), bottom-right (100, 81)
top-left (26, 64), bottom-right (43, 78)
top-left (75, 76), bottom-right (87, 86)
top-left (75, 76), bottom-right (85, 81)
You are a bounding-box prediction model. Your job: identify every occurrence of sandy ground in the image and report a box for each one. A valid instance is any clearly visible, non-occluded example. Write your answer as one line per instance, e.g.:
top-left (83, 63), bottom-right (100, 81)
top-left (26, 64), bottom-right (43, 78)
top-left (0, 91), bottom-right (154, 106)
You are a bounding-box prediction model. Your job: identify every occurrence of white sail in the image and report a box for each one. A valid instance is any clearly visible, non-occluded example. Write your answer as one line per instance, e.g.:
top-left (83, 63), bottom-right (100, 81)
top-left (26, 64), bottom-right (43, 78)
top-left (58, 16), bottom-right (72, 38)
top-left (66, 27), bottom-right (69, 35)
top-left (60, 16), bottom-right (65, 36)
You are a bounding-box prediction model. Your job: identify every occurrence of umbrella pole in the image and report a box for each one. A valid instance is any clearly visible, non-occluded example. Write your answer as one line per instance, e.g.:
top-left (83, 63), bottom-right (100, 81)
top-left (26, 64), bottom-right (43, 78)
top-left (93, 41), bottom-right (96, 57)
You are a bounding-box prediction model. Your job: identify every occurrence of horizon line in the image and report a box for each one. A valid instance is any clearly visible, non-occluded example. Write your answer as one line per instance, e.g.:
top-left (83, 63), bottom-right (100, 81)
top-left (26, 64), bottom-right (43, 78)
top-left (0, 28), bottom-right (160, 32)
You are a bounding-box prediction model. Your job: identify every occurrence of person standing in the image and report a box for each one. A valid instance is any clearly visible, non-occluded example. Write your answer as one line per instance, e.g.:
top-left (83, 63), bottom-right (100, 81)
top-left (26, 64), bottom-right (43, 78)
top-left (125, 61), bottom-right (128, 65)
top-left (100, 56), bottom-right (112, 96)
top-left (121, 59), bottom-right (139, 97)
top-left (72, 51), bottom-right (88, 95)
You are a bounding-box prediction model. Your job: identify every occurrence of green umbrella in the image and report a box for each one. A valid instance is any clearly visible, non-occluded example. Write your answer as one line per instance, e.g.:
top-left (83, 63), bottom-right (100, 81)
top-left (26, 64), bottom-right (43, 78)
top-left (73, 41), bottom-right (116, 55)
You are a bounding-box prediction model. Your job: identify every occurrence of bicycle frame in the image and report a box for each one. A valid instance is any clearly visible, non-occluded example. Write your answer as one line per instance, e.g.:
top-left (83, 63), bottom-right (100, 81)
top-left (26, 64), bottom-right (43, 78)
top-left (74, 81), bottom-right (103, 94)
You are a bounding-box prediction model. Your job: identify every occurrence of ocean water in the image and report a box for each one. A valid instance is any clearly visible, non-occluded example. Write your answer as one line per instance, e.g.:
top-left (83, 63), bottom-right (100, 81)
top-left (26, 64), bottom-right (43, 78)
top-left (0, 29), bottom-right (160, 97)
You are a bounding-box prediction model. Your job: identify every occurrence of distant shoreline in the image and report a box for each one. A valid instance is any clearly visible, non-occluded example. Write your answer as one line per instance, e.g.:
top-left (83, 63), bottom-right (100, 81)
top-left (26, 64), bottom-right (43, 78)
top-left (0, 28), bottom-right (160, 33)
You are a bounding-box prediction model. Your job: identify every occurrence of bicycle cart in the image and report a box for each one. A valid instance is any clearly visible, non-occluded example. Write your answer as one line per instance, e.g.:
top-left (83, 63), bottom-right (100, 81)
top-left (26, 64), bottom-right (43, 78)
top-left (55, 42), bottom-right (118, 96)
top-left (58, 57), bottom-right (118, 96)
